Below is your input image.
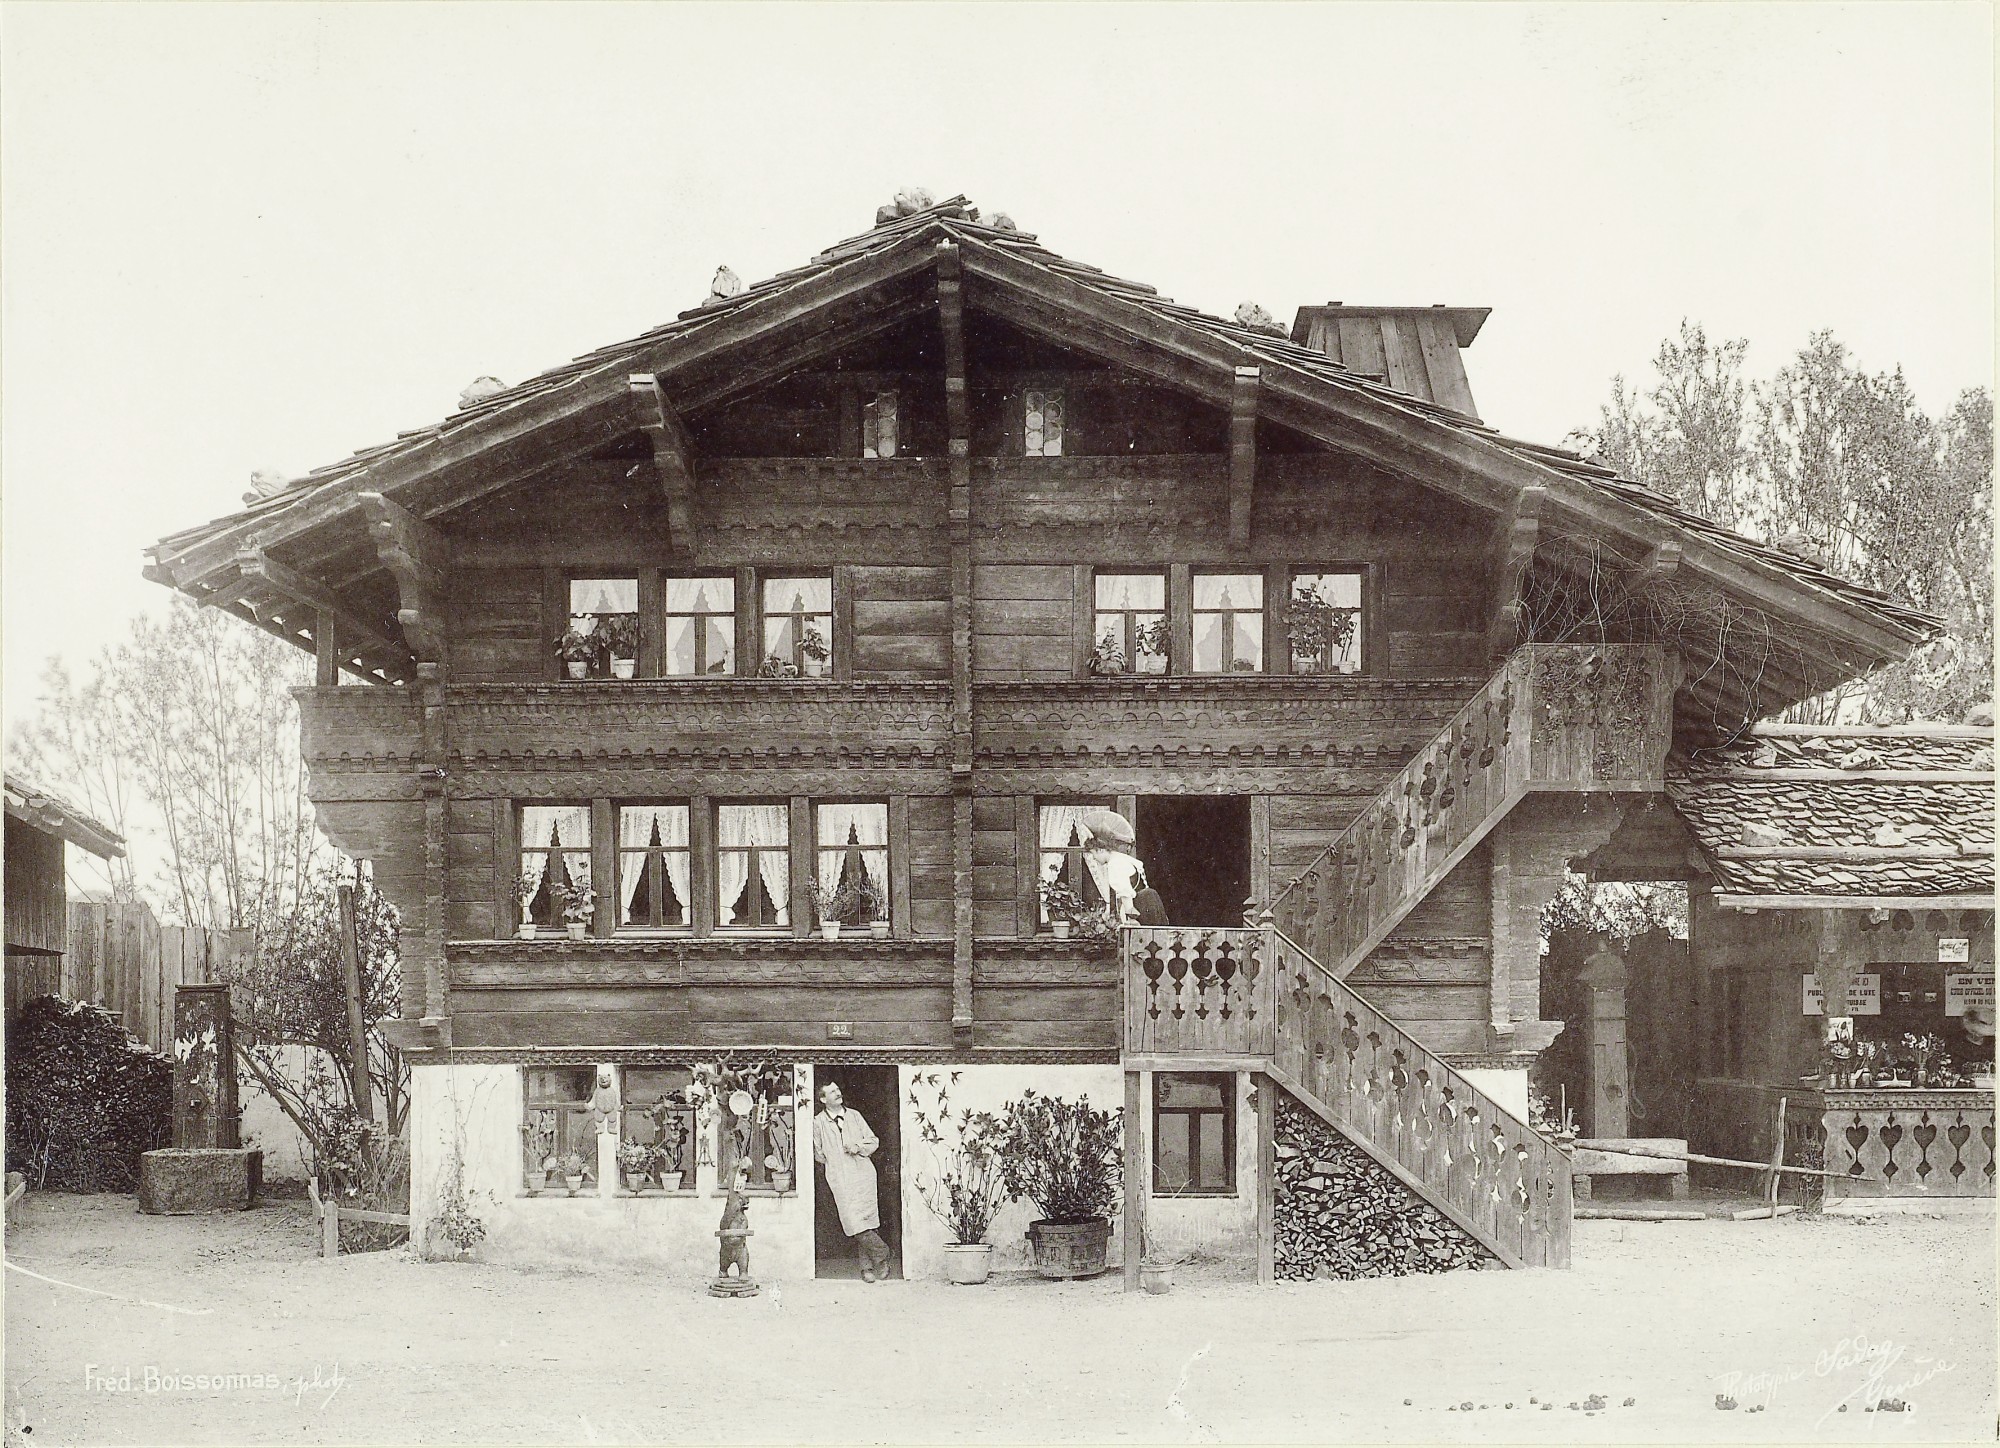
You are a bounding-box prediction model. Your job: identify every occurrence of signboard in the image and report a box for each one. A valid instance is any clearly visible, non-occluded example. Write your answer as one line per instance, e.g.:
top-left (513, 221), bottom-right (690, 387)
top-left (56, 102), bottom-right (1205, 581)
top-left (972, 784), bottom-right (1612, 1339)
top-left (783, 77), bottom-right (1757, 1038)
top-left (1946, 973), bottom-right (1994, 1017)
top-left (1939, 937), bottom-right (1971, 965)
top-left (1803, 972), bottom-right (1881, 1016)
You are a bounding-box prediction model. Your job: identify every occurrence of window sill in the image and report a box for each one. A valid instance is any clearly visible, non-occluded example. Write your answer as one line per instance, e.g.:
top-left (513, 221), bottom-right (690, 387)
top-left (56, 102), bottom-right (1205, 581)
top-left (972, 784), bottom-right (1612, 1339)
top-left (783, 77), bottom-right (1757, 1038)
top-left (611, 1188), bottom-right (702, 1200)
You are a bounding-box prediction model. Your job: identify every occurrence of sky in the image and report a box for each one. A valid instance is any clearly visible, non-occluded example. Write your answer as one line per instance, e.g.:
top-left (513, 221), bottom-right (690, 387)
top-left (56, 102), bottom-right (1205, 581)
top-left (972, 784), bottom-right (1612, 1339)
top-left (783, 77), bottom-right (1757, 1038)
top-left (2, 1), bottom-right (1992, 732)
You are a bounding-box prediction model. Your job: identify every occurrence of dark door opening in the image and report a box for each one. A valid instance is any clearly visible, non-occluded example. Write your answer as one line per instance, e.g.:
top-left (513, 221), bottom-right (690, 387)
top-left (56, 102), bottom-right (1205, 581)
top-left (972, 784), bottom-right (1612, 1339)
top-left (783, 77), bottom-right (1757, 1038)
top-left (1134, 796), bottom-right (1252, 928)
top-left (811, 1064), bottom-right (903, 1279)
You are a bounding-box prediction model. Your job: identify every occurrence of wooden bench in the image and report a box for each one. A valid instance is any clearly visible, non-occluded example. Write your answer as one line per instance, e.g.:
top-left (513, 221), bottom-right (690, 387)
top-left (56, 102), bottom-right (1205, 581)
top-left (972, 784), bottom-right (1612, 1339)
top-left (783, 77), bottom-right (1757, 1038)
top-left (1571, 1138), bottom-right (1690, 1201)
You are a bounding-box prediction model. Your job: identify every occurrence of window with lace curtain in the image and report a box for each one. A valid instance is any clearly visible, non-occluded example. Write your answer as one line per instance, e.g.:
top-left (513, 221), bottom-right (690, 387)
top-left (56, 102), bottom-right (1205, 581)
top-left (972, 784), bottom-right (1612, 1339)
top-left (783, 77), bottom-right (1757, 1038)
top-left (815, 801), bottom-right (888, 926)
top-left (662, 577), bottom-right (735, 677)
top-left (760, 576), bottom-right (834, 679)
top-left (1037, 800), bottom-right (1113, 926)
top-left (617, 804), bottom-right (691, 930)
top-left (717, 803), bottom-right (791, 929)
top-left (518, 804), bottom-right (592, 929)
top-left (1192, 573), bottom-right (1264, 674)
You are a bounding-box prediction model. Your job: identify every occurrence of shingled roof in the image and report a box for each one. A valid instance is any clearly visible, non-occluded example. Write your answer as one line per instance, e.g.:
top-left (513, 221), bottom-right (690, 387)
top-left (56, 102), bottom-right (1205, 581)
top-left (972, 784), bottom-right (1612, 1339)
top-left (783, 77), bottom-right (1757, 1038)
top-left (145, 194), bottom-right (1942, 719)
top-left (1668, 725), bottom-right (1995, 908)
top-left (4, 773), bottom-right (126, 859)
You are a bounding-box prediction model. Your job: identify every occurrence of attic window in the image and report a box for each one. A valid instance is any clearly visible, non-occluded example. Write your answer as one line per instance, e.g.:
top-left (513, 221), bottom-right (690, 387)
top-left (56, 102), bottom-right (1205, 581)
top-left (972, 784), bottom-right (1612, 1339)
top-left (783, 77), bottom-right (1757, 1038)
top-left (1024, 390), bottom-right (1065, 456)
top-left (862, 392), bottom-right (899, 459)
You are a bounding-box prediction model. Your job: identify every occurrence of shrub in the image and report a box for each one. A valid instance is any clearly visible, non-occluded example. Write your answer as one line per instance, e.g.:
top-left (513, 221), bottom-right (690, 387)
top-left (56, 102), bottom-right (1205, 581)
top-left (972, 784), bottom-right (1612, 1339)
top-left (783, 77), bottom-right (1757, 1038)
top-left (977, 1089), bottom-right (1123, 1225)
top-left (4, 996), bottom-right (172, 1191)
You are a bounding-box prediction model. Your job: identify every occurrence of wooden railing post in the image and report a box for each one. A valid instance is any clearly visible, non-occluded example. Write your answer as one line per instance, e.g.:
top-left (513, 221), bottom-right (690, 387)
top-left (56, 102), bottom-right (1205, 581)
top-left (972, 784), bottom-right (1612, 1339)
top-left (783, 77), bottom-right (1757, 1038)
top-left (1123, 1068), bottom-right (1144, 1293)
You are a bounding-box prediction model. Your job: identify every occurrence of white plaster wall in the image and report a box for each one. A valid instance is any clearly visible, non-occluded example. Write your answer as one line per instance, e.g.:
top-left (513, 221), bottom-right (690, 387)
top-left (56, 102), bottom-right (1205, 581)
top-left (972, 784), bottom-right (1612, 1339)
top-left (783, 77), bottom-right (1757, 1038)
top-left (896, 1064), bottom-right (1127, 1280)
top-left (1138, 1070), bottom-right (1258, 1268)
top-left (235, 1045), bottom-right (317, 1182)
top-left (409, 1060), bottom-right (819, 1278)
top-left (1460, 1067), bottom-right (1530, 1122)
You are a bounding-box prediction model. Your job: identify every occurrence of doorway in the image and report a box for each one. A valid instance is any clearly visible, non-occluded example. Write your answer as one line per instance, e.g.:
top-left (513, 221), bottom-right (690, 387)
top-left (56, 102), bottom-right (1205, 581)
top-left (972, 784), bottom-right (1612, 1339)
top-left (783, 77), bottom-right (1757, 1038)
top-left (1134, 796), bottom-right (1252, 928)
top-left (812, 1063), bottom-right (903, 1279)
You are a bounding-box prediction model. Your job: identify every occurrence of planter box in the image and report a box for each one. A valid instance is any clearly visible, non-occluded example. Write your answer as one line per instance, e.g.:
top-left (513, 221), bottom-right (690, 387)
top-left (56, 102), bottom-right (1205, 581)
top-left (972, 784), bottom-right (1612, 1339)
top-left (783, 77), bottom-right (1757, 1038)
top-left (1025, 1218), bottom-right (1111, 1279)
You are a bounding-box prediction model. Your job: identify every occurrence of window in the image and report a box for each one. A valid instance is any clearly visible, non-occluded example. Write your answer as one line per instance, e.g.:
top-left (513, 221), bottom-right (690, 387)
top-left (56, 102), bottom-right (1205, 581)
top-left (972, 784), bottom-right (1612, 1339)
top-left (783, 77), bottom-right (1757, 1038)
top-left (862, 391), bottom-right (899, 459)
top-left (617, 804), bottom-right (690, 930)
top-left (663, 576), bottom-right (736, 677)
top-left (713, 1061), bottom-right (799, 1192)
top-left (1024, 389), bottom-right (1064, 456)
top-left (815, 802), bottom-right (889, 927)
top-left (760, 575), bottom-right (834, 679)
top-left (1192, 573), bottom-right (1264, 674)
top-left (1038, 801), bottom-right (1112, 925)
top-left (523, 1066), bottom-right (598, 1189)
top-left (1091, 572), bottom-right (1168, 676)
top-left (619, 1067), bottom-right (698, 1191)
top-left (1154, 1072), bottom-right (1234, 1194)
top-left (717, 803), bottom-right (791, 929)
top-left (1286, 571), bottom-right (1364, 675)
top-left (518, 805), bottom-right (592, 930)
top-left (562, 577), bottom-right (639, 680)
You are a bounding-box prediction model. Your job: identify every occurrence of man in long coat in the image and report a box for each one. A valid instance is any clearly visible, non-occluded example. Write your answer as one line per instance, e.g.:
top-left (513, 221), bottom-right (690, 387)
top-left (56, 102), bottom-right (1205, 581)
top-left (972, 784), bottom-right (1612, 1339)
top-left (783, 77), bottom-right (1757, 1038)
top-left (813, 1080), bottom-right (890, 1281)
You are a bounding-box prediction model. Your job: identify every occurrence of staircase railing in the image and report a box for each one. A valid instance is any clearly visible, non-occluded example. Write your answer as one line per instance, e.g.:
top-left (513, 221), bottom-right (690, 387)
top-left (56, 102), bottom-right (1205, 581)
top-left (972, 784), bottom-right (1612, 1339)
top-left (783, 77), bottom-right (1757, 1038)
top-left (1269, 644), bottom-right (1672, 980)
top-left (1268, 930), bottom-right (1572, 1269)
top-left (1122, 926), bottom-right (1276, 1058)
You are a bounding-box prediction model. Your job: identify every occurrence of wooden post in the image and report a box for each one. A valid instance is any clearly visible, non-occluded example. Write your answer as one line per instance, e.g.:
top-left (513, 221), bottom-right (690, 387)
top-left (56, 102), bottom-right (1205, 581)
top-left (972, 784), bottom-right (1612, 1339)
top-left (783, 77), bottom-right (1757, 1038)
top-left (1256, 1072), bottom-right (1276, 1286)
top-left (337, 880), bottom-right (374, 1123)
top-left (1123, 1068), bottom-right (1144, 1292)
top-left (1763, 1095), bottom-right (1787, 1215)
top-left (315, 610), bottom-right (339, 686)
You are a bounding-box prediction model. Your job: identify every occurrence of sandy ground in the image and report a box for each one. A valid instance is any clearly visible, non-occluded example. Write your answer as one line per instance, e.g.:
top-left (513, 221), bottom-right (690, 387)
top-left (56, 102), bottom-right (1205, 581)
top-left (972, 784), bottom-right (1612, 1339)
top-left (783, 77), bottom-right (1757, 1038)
top-left (4, 1192), bottom-right (1993, 1445)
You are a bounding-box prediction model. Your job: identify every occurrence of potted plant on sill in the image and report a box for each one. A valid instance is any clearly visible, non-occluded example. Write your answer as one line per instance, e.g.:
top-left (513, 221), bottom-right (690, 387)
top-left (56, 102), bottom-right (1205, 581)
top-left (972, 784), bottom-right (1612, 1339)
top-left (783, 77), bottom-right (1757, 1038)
top-left (912, 1072), bottom-right (1009, 1284)
top-left (1067, 904), bottom-right (1121, 945)
top-left (799, 625), bottom-right (831, 678)
top-left (1283, 586), bottom-right (1358, 676)
top-left (841, 878), bottom-right (889, 939)
top-left (1132, 619), bottom-right (1170, 676)
top-left (982, 1088), bottom-right (1123, 1280)
top-left (556, 626), bottom-right (600, 679)
top-left (522, 1118), bottom-right (556, 1193)
top-left (514, 872), bottom-right (541, 939)
top-left (553, 878), bottom-right (593, 940)
top-left (1087, 633), bottom-right (1127, 678)
top-left (756, 653), bottom-right (802, 679)
top-left (1039, 880), bottom-right (1086, 940)
top-left (809, 878), bottom-right (858, 940)
top-left (600, 613), bottom-right (640, 679)
top-left (617, 1142), bottom-right (655, 1193)
top-left (559, 1152), bottom-right (587, 1196)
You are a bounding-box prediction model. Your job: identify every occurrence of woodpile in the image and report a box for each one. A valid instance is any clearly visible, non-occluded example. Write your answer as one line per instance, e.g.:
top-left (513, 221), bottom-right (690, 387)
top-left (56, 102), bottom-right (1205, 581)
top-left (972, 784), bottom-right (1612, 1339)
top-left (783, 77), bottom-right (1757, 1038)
top-left (1272, 1095), bottom-right (1496, 1279)
top-left (5, 996), bottom-right (172, 1192)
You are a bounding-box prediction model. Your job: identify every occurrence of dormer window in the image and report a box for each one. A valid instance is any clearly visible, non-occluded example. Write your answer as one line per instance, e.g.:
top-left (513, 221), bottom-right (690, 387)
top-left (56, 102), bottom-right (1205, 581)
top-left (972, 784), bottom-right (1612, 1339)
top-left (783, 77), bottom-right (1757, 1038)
top-left (861, 391), bottom-right (900, 459)
top-left (561, 578), bottom-right (639, 680)
top-left (1024, 389), bottom-right (1065, 456)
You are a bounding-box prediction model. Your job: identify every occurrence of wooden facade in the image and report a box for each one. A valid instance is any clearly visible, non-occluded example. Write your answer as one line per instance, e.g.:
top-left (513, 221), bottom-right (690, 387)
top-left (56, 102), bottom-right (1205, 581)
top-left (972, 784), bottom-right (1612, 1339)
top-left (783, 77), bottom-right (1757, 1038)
top-left (4, 774), bottom-right (126, 1025)
top-left (146, 197), bottom-right (1945, 1269)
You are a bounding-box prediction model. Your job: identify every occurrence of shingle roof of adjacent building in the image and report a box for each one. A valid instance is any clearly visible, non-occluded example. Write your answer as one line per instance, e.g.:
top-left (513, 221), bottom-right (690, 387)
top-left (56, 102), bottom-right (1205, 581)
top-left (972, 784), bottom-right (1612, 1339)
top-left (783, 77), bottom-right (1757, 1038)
top-left (4, 773), bottom-right (126, 858)
top-left (1668, 725), bottom-right (1995, 905)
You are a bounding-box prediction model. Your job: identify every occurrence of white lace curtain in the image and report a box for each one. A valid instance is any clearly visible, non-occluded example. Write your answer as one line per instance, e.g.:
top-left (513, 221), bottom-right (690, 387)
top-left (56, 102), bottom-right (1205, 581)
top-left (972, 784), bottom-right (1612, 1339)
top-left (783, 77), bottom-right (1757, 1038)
top-left (817, 802), bottom-right (888, 915)
top-left (1039, 804), bottom-right (1113, 903)
top-left (520, 806), bottom-right (592, 893)
top-left (717, 804), bottom-right (790, 927)
top-left (619, 805), bottom-right (690, 923)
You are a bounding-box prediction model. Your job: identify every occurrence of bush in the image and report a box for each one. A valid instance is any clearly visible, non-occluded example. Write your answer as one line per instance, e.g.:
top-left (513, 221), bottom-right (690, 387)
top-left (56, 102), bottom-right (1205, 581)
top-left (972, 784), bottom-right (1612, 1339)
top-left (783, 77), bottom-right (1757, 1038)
top-left (5, 996), bottom-right (172, 1191)
top-left (977, 1089), bottom-right (1123, 1225)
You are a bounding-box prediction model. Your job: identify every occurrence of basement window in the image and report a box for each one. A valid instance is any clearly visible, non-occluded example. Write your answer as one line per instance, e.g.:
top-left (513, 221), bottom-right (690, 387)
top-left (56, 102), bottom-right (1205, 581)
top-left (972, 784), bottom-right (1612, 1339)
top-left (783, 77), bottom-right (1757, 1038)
top-left (663, 576), bottom-right (735, 677)
top-left (619, 1067), bottom-right (698, 1192)
top-left (1154, 1072), bottom-right (1235, 1195)
top-left (1024, 389), bottom-right (1065, 456)
top-left (862, 391), bottom-right (900, 459)
top-left (562, 577), bottom-right (639, 680)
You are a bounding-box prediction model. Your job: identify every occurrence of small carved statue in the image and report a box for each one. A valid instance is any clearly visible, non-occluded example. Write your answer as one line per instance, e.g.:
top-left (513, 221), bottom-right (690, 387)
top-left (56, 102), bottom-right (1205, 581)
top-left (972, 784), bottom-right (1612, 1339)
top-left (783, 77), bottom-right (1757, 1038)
top-left (709, 1160), bottom-right (758, 1298)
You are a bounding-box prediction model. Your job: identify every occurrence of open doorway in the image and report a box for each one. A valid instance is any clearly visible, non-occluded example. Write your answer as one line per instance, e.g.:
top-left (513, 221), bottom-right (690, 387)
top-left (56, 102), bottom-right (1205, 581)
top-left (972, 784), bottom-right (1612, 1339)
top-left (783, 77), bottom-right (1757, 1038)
top-left (811, 1063), bottom-right (903, 1280)
top-left (1134, 796), bottom-right (1251, 929)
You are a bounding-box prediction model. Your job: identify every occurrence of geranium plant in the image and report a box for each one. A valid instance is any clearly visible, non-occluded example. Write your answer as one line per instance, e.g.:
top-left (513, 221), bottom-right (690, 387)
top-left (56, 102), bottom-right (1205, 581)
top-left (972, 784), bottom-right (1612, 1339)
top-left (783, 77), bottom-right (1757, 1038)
top-left (1283, 586), bottom-right (1358, 674)
top-left (975, 1089), bottom-right (1122, 1225)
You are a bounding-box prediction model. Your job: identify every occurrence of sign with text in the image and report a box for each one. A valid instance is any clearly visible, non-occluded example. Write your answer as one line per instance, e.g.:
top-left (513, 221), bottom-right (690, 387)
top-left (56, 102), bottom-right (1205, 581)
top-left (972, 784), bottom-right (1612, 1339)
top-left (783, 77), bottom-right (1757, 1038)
top-left (1946, 973), bottom-right (1994, 1016)
top-left (1939, 937), bottom-right (1971, 964)
top-left (1802, 972), bottom-right (1881, 1016)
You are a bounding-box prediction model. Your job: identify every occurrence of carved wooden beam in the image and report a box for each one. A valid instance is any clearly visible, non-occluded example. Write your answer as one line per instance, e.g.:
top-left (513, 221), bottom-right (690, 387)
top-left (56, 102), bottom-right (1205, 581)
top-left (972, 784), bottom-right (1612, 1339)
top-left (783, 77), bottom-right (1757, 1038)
top-left (627, 374), bottom-right (699, 554)
top-left (357, 491), bottom-right (451, 667)
top-left (937, 239), bottom-right (975, 1037)
top-left (1229, 366), bottom-right (1259, 549)
top-left (1487, 484), bottom-right (1546, 663)
top-left (1608, 538), bottom-right (1685, 616)
top-left (232, 547), bottom-right (414, 678)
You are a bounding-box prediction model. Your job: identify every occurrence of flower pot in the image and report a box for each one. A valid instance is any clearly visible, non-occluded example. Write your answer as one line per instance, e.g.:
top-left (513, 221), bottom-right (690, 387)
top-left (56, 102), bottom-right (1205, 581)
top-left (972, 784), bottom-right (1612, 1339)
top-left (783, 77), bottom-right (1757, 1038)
top-left (610, 658), bottom-right (636, 679)
top-left (870, 919), bottom-right (891, 939)
top-left (1051, 919), bottom-right (1073, 941)
top-left (944, 1242), bottom-right (995, 1285)
top-left (564, 1175), bottom-right (584, 1196)
top-left (565, 661), bottom-right (588, 679)
top-left (1139, 1261), bottom-right (1174, 1295)
top-left (821, 922), bottom-right (841, 941)
top-left (624, 1171), bottom-right (651, 1193)
top-left (1025, 1218), bottom-right (1112, 1279)
top-left (770, 1171), bottom-right (792, 1194)
top-left (518, 922), bottom-right (537, 940)
top-left (524, 1171), bottom-right (547, 1194)
top-left (566, 923), bottom-right (586, 941)
top-left (658, 1171), bottom-right (684, 1192)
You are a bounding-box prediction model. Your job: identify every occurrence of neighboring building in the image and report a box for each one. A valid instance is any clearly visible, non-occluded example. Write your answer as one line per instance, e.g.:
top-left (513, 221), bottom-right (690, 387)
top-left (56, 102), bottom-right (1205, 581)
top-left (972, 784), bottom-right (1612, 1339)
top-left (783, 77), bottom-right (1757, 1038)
top-left (145, 195), bottom-right (1941, 1277)
top-left (4, 774), bottom-right (125, 1026)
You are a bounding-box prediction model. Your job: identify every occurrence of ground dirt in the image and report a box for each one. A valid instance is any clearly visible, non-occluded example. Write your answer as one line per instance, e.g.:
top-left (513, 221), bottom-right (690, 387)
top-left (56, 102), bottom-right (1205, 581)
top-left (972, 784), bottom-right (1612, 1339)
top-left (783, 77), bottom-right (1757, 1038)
top-left (4, 1192), bottom-right (1993, 1444)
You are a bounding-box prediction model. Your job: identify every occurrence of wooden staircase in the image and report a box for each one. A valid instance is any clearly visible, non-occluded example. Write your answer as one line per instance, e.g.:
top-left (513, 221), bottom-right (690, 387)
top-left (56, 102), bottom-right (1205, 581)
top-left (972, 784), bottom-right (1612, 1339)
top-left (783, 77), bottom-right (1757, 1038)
top-left (1120, 644), bottom-right (1675, 1271)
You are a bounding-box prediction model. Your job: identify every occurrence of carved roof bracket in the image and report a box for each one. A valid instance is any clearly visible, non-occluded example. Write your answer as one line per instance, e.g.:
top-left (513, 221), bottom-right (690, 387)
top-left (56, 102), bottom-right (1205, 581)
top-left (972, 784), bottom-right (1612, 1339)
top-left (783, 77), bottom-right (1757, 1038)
top-left (358, 490), bottom-right (451, 670)
top-left (1487, 483), bottom-right (1546, 663)
top-left (628, 373), bottom-right (700, 554)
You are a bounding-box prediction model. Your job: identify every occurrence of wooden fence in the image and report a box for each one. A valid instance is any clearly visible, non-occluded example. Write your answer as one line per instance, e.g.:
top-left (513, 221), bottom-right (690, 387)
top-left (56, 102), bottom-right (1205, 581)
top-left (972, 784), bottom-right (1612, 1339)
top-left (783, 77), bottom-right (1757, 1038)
top-left (52, 902), bottom-right (251, 1054)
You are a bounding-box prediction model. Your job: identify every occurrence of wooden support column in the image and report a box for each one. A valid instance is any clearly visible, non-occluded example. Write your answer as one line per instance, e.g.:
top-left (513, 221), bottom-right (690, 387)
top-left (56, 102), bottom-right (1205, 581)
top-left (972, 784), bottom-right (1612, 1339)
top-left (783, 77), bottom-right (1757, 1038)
top-left (1256, 1072), bottom-right (1275, 1285)
top-left (416, 661), bottom-right (449, 1023)
top-left (1228, 366), bottom-right (1259, 549)
top-left (939, 240), bottom-right (976, 1035)
top-left (1487, 484), bottom-right (1546, 663)
top-left (1123, 1068), bottom-right (1145, 1292)
top-left (791, 796), bottom-right (813, 939)
top-left (315, 610), bottom-right (339, 686)
top-left (628, 373), bottom-right (699, 555)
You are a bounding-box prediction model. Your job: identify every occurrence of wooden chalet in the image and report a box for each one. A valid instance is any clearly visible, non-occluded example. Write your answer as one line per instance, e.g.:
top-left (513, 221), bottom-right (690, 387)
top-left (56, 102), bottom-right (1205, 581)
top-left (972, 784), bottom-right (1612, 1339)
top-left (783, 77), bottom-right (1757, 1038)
top-left (146, 194), bottom-right (1944, 1278)
top-left (4, 773), bottom-right (126, 1028)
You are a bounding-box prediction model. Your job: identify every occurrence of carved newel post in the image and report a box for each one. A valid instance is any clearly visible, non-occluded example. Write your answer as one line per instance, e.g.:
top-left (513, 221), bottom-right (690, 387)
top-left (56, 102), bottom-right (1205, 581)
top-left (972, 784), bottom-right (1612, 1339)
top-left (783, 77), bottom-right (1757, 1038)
top-left (1577, 943), bottom-right (1630, 1139)
top-left (710, 1161), bottom-right (759, 1298)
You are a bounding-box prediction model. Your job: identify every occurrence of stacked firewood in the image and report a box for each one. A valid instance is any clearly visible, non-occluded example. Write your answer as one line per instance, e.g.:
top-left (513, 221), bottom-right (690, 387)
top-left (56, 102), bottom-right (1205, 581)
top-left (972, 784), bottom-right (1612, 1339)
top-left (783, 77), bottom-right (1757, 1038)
top-left (1273, 1096), bottom-right (1496, 1279)
top-left (5, 996), bottom-right (172, 1192)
